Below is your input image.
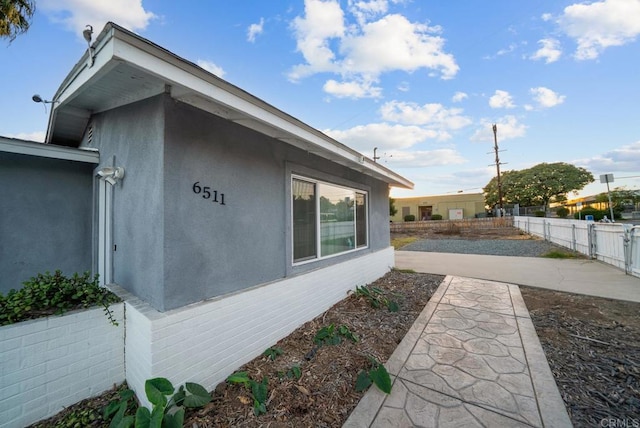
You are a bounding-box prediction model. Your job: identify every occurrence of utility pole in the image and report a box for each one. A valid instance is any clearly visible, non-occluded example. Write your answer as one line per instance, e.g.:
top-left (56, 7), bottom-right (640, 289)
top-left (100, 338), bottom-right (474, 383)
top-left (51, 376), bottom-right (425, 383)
top-left (492, 124), bottom-right (504, 215)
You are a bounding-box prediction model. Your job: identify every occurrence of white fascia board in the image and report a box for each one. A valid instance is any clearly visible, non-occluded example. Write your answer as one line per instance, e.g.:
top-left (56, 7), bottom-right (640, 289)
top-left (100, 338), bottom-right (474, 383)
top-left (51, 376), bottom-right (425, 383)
top-left (0, 137), bottom-right (99, 163)
top-left (46, 37), bottom-right (119, 143)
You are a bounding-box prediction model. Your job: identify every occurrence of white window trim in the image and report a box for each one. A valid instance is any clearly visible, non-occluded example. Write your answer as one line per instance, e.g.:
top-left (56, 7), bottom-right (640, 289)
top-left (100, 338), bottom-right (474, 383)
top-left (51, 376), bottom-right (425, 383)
top-left (291, 175), bottom-right (369, 266)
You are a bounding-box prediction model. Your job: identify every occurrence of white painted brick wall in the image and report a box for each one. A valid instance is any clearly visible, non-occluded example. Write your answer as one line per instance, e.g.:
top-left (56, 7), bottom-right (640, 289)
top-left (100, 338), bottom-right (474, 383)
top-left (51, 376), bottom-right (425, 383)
top-left (0, 304), bottom-right (125, 428)
top-left (125, 248), bottom-right (394, 406)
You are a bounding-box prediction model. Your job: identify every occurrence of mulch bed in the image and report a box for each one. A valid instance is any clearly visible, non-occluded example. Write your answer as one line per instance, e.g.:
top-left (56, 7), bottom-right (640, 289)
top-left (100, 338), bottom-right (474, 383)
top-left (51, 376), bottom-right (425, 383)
top-left (30, 270), bottom-right (444, 427)
top-left (520, 287), bottom-right (640, 426)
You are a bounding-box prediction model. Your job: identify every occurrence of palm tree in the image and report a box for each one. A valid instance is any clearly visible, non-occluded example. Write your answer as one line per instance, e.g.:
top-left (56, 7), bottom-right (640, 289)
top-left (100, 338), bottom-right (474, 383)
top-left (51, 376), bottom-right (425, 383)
top-left (0, 0), bottom-right (35, 41)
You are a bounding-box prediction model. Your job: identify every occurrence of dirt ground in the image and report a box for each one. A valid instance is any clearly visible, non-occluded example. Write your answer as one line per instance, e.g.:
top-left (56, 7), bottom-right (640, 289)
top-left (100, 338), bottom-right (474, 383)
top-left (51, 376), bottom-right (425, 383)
top-left (391, 225), bottom-right (537, 241)
top-left (31, 226), bottom-right (640, 427)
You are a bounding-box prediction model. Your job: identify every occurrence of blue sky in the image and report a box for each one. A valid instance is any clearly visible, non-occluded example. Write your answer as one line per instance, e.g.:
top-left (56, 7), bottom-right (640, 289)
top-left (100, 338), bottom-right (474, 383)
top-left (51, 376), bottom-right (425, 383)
top-left (2, 0), bottom-right (639, 199)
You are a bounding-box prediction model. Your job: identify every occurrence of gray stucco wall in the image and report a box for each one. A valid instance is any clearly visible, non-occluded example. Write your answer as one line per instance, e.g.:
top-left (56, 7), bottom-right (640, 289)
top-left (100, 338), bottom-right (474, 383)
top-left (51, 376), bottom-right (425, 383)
top-left (0, 152), bottom-right (94, 294)
top-left (162, 99), bottom-right (391, 310)
top-left (82, 96), bottom-right (165, 309)
top-left (84, 94), bottom-right (391, 311)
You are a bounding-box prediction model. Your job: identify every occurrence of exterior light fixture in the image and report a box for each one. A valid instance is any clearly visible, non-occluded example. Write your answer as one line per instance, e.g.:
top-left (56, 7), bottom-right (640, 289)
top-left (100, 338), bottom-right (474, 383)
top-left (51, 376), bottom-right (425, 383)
top-left (97, 167), bottom-right (125, 185)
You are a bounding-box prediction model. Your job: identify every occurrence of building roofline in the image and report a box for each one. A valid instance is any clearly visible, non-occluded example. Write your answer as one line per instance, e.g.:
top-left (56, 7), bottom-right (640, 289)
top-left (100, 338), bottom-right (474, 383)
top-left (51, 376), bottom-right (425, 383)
top-left (46, 22), bottom-right (412, 189)
top-left (0, 136), bottom-right (99, 163)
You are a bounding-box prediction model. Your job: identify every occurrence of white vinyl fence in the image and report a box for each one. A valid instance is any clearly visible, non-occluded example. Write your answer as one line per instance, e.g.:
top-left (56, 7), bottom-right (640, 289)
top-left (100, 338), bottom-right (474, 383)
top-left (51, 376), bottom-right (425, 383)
top-left (513, 216), bottom-right (640, 278)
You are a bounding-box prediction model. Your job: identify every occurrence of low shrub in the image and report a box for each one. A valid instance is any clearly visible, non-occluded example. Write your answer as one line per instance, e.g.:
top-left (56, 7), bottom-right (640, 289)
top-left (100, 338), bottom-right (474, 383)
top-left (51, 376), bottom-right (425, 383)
top-left (534, 210), bottom-right (546, 217)
top-left (555, 207), bottom-right (570, 218)
top-left (403, 214), bottom-right (415, 222)
top-left (431, 214), bottom-right (443, 220)
top-left (574, 208), bottom-right (620, 221)
top-left (0, 270), bottom-right (121, 326)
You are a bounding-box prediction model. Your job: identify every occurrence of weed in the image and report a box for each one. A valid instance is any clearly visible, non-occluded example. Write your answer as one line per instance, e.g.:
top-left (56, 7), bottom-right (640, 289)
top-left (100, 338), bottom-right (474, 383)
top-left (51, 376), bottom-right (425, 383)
top-left (392, 268), bottom-right (416, 274)
top-left (226, 372), bottom-right (269, 415)
top-left (354, 285), bottom-right (399, 312)
top-left (391, 236), bottom-right (418, 249)
top-left (263, 346), bottom-right (284, 361)
top-left (542, 250), bottom-right (579, 259)
top-left (288, 365), bottom-right (302, 380)
top-left (355, 357), bottom-right (392, 394)
top-left (313, 324), bottom-right (359, 346)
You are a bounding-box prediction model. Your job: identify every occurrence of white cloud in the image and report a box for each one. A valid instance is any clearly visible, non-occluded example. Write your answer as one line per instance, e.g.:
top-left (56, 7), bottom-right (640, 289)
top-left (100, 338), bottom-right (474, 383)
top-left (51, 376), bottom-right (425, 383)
top-left (247, 18), bottom-right (265, 42)
top-left (470, 116), bottom-right (527, 142)
top-left (289, 1), bottom-right (458, 97)
top-left (7, 131), bottom-right (46, 142)
top-left (339, 14), bottom-right (458, 79)
top-left (379, 101), bottom-right (472, 130)
top-left (289, 0), bottom-right (346, 79)
top-left (323, 78), bottom-right (382, 98)
top-left (326, 123), bottom-right (439, 152)
top-left (452, 91), bottom-right (468, 102)
top-left (197, 60), bottom-right (225, 78)
top-left (557, 0), bottom-right (640, 60)
top-left (40, 0), bottom-right (156, 35)
top-left (381, 149), bottom-right (466, 168)
top-left (489, 90), bottom-right (515, 109)
top-left (574, 141), bottom-right (640, 172)
top-left (348, 0), bottom-right (389, 25)
top-left (530, 87), bottom-right (565, 108)
top-left (530, 38), bottom-right (562, 63)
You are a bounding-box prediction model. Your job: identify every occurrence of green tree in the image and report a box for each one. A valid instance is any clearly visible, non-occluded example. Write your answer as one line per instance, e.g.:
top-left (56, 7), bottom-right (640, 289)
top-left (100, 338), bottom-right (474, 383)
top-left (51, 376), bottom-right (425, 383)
top-left (484, 162), bottom-right (593, 212)
top-left (0, 0), bottom-right (35, 41)
top-left (483, 170), bottom-right (520, 208)
top-left (389, 198), bottom-right (397, 217)
top-left (595, 187), bottom-right (640, 213)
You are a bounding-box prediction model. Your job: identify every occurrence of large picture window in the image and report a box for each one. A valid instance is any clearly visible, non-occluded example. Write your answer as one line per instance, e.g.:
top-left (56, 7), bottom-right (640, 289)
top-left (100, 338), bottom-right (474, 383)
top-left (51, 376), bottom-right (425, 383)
top-left (292, 176), bottom-right (368, 263)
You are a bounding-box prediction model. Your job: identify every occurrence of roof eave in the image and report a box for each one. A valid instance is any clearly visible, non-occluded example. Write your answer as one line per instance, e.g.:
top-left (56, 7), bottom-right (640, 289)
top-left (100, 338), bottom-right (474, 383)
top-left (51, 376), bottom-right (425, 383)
top-left (46, 22), bottom-right (413, 189)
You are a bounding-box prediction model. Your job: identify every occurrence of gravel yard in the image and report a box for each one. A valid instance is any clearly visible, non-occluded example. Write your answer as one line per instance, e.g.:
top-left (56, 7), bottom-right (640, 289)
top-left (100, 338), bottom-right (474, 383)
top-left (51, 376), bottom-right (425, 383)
top-left (400, 237), bottom-right (566, 257)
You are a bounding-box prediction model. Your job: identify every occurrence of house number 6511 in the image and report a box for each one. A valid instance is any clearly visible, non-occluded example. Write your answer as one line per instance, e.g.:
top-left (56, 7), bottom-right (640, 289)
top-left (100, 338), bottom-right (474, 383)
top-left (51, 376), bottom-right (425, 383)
top-left (192, 182), bottom-right (226, 205)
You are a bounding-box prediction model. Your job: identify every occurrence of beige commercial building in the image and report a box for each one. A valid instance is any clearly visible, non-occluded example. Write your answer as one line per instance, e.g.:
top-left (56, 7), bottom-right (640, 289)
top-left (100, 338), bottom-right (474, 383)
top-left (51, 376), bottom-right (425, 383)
top-left (391, 193), bottom-right (486, 222)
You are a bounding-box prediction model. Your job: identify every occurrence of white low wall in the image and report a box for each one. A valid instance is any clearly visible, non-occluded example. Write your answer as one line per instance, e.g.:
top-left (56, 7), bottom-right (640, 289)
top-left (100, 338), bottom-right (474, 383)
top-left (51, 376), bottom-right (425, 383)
top-left (123, 247), bottom-right (395, 406)
top-left (0, 304), bottom-right (125, 428)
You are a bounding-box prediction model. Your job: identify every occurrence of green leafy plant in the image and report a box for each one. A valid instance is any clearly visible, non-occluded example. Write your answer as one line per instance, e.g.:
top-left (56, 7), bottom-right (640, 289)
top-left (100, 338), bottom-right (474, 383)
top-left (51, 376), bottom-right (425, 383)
top-left (313, 324), bottom-right (359, 346)
top-left (288, 365), bottom-right (302, 380)
top-left (104, 378), bottom-right (211, 428)
top-left (277, 364), bottom-right (302, 381)
top-left (226, 372), bottom-right (269, 416)
top-left (430, 214), bottom-right (443, 220)
top-left (0, 270), bottom-right (121, 326)
top-left (354, 285), bottom-right (399, 312)
top-left (263, 346), bottom-right (284, 361)
top-left (355, 357), bottom-right (392, 394)
top-left (403, 214), bottom-right (416, 222)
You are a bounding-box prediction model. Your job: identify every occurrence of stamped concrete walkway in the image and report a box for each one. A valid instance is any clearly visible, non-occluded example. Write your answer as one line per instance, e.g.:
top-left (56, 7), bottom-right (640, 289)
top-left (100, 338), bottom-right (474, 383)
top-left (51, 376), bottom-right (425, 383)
top-left (344, 275), bottom-right (572, 428)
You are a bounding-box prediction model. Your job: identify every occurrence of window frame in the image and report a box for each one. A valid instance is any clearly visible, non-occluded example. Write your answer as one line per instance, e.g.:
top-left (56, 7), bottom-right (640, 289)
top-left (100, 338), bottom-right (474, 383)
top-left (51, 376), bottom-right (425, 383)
top-left (291, 175), bottom-right (369, 265)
